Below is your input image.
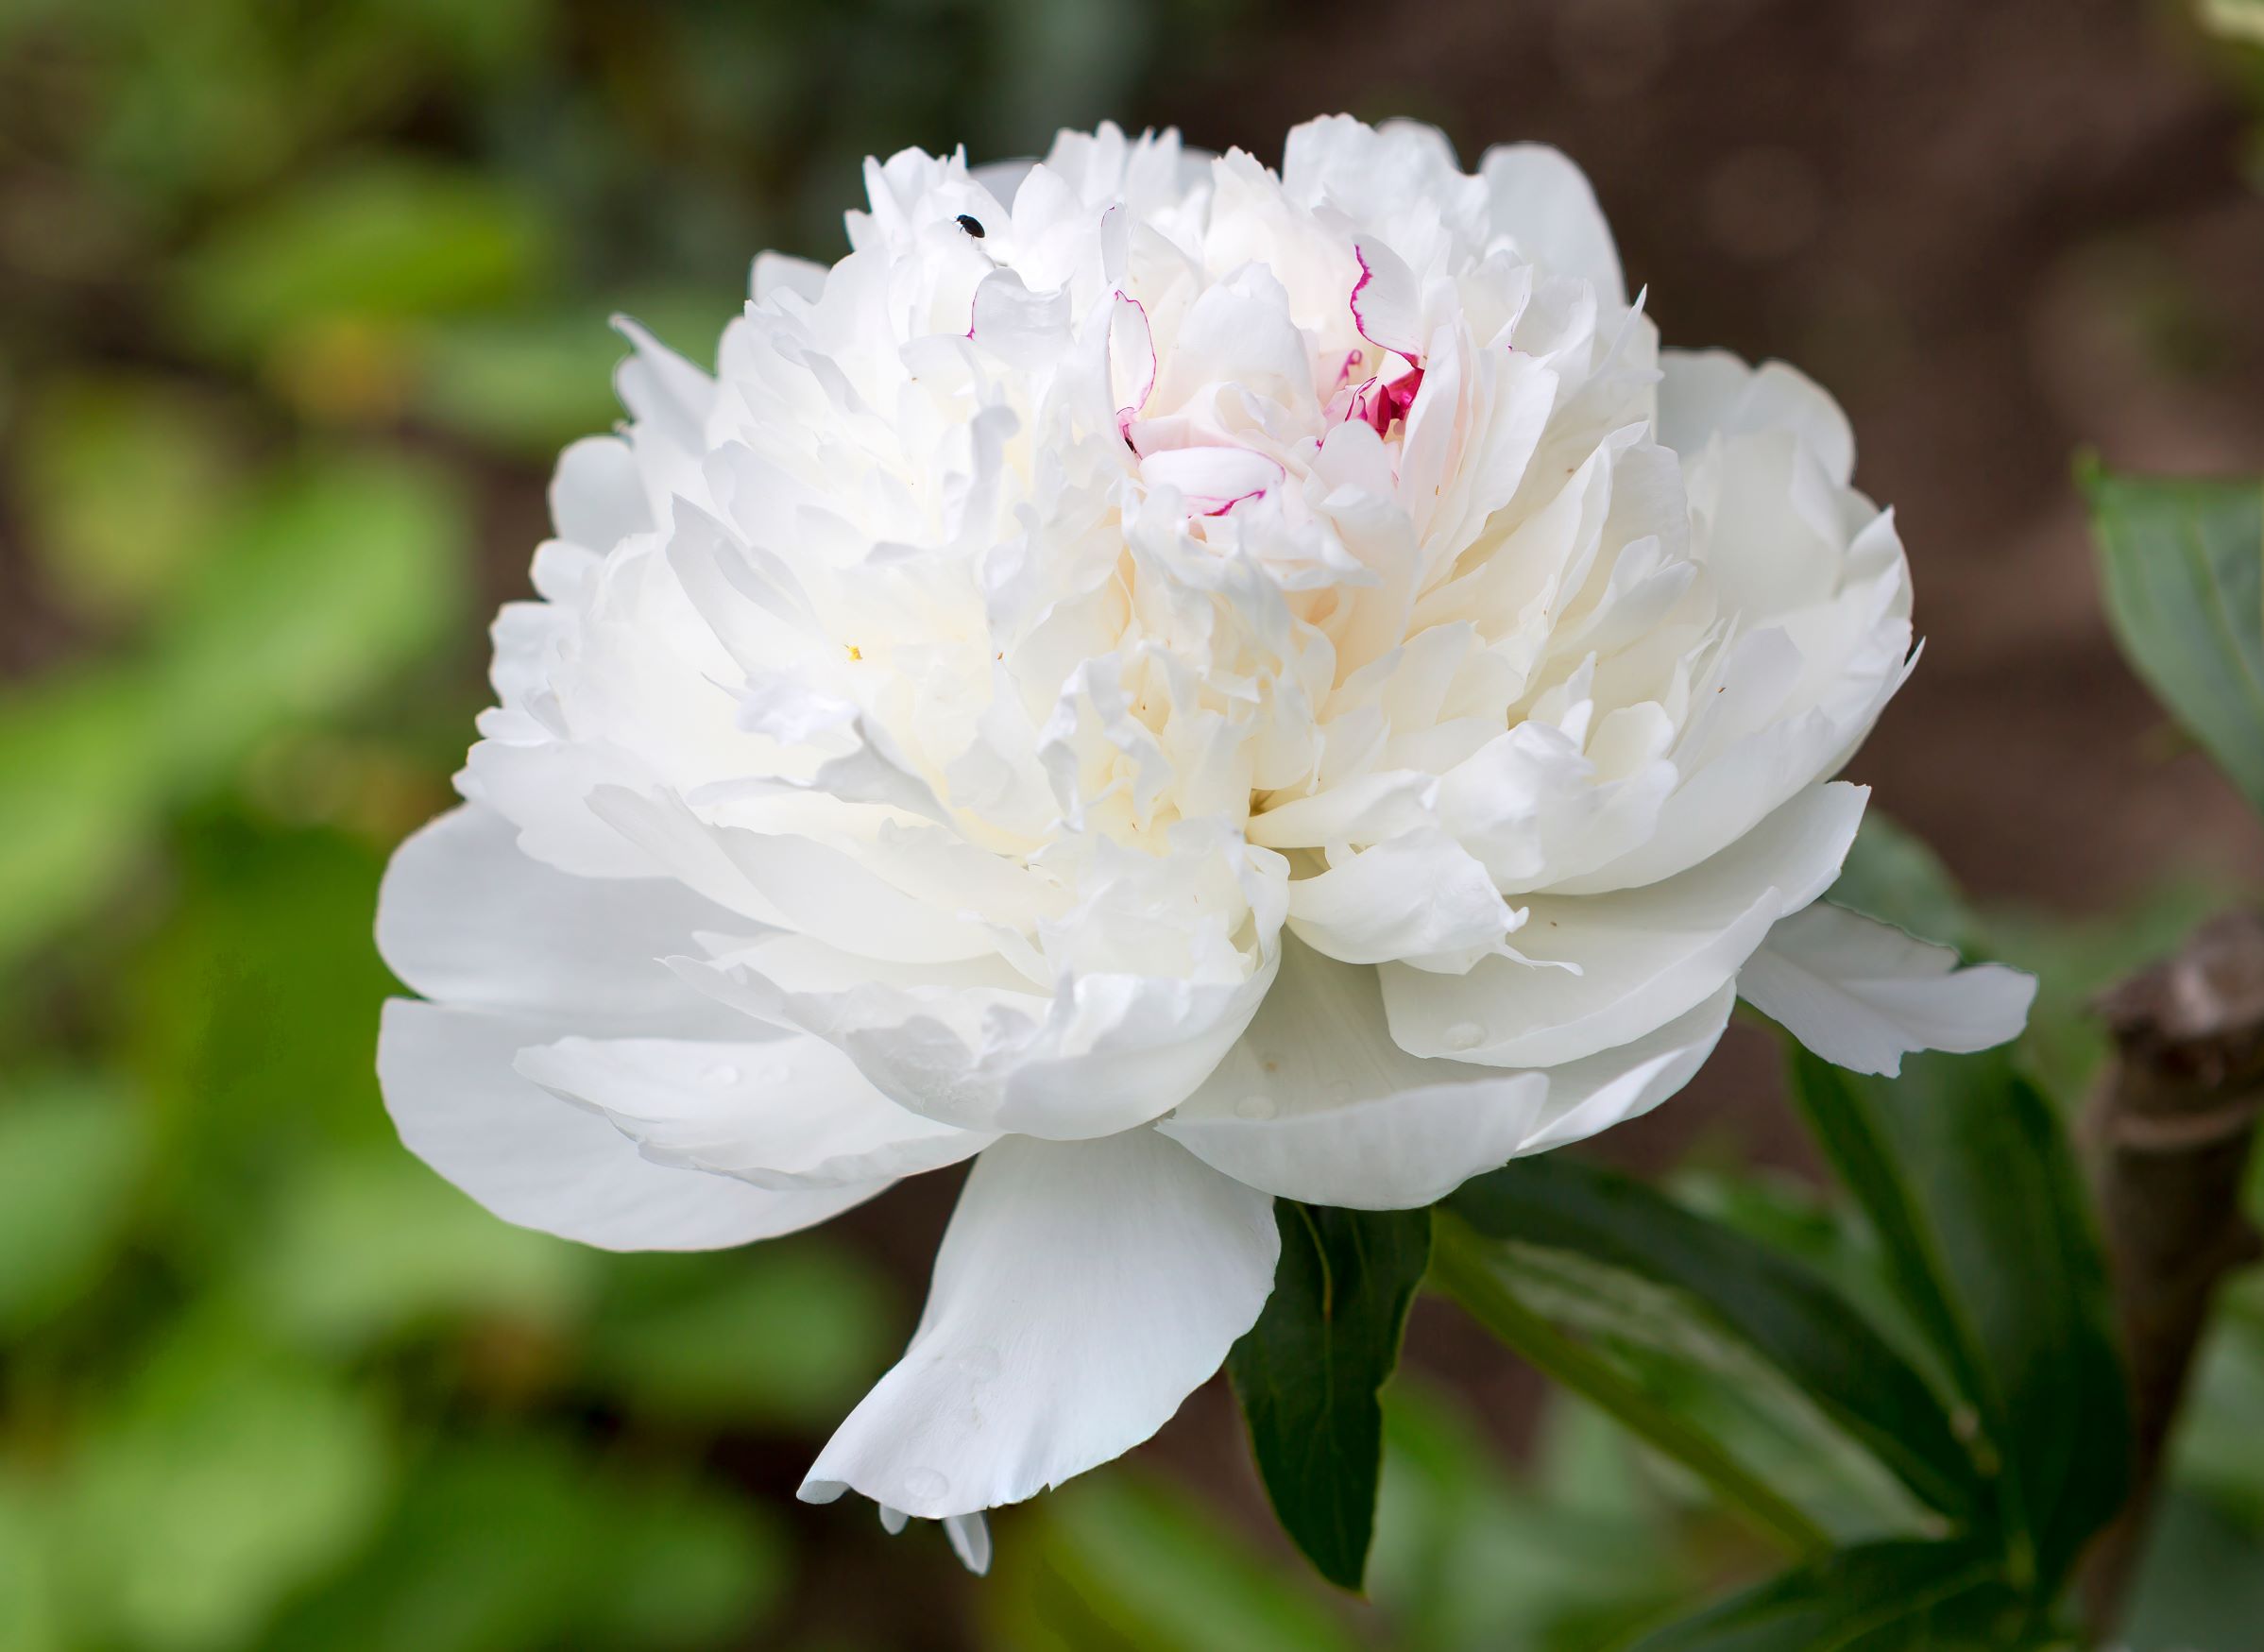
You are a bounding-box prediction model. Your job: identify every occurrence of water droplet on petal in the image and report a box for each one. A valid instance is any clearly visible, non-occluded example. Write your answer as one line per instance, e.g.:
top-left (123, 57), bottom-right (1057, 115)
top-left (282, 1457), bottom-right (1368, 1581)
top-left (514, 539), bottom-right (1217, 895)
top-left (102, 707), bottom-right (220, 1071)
top-left (1444, 1021), bottom-right (1485, 1052)
top-left (1235, 1093), bottom-right (1277, 1120)
top-left (903, 1467), bottom-right (950, 1503)
top-left (758, 1064), bottom-right (792, 1087)
top-left (704, 1064), bottom-right (740, 1085)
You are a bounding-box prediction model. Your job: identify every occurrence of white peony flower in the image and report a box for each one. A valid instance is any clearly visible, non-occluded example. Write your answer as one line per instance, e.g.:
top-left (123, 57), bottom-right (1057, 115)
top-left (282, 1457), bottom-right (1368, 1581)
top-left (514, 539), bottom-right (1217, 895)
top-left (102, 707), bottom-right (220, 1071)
top-left (376, 115), bottom-right (2034, 1565)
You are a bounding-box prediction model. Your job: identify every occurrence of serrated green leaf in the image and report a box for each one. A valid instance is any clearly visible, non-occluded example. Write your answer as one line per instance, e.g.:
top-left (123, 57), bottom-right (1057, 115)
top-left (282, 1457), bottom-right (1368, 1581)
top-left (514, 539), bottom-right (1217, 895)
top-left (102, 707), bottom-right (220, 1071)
top-left (1629, 1541), bottom-right (2047, 1651)
top-left (1227, 1202), bottom-right (1430, 1591)
top-left (1786, 1048), bottom-right (2130, 1592)
top-left (2083, 464), bottom-right (2264, 818)
top-left (1446, 1156), bottom-right (1983, 1527)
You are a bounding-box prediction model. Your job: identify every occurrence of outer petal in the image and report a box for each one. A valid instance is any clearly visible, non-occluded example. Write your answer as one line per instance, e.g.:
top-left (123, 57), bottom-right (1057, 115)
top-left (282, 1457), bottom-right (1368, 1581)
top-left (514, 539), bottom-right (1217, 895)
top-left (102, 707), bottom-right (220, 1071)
top-left (378, 1000), bottom-right (878, 1251)
top-left (1516, 983), bottom-right (1736, 1154)
top-left (549, 434), bottom-right (651, 553)
top-left (1384, 782), bottom-right (1865, 1068)
top-left (1738, 902), bottom-right (2037, 1077)
top-left (513, 1032), bottom-right (995, 1189)
top-left (377, 804), bottom-right (741, 1035)
top-left (1159, 938), bottom-right (1550, 1209)
top-left (1478, 144), bottom-right (1626, 308)
top-left (799, 1131), bottom-right (1279, 1518)
top-left (1656, 349), bottom-right (1855, 487)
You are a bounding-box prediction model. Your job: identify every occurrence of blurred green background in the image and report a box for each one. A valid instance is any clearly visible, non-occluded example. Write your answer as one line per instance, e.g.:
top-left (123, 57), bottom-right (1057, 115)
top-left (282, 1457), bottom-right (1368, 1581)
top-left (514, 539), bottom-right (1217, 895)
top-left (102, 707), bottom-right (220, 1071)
top-left (3, 0), bottom-right (2262, 1647)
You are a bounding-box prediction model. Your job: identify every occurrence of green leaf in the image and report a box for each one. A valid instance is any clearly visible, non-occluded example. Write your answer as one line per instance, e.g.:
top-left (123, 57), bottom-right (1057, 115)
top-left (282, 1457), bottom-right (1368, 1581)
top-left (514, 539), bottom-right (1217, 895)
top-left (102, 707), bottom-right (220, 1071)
top-left (1445, 1156), bottom-right (1983, 1526)
top-left (1828, 809), bottom-right (1983, 955)
top-left (2121, 1489), bottom-right (2264, 1651)
top-left (174, 158), bottom-right (554, 360)
top-left (18, 376), bottom-right (240, 623)
top-left (1369, 1382), bottom-right (1693, 1652)
top-left (0, 673), bottom-right (169, 973)
top-left (0, 454), bottom-right (463, 975)
top-left (149, 452), bottom-right (467, 780)
top-left (416, 292), bottom-right (734, 458)
top-left (0, 1073), bottom-right (147, 1336)
top-left (585, 1244), bottom-right (896, 1428)
top-left (247, 1147), bottom-right (593, 1351)
top-left (0, 1470), bottom-right (66, 1652)
top-left (2083, 463), bottom-right (2264, 817)
top-left (59, 1320), bottom-right (392, 1652)
top-left (1786, 1047), bottom-right (2131, 1592)
top-left (2170, 1278), bottom-right (2264, 1530)
top-left (1227, 1202), bottom-right (1431, 1591)
top-left (260, 1438), bottom-right (784, 1652)
top-left (1431, 1216), bottom-right (1832, 1559)
top-left (2202, 0), bottom-right (2264, 47)
top-left (992, 1472), bottom-right (1360, 1652)
top-left (1629, 1541), bottom-right (2047, 1651)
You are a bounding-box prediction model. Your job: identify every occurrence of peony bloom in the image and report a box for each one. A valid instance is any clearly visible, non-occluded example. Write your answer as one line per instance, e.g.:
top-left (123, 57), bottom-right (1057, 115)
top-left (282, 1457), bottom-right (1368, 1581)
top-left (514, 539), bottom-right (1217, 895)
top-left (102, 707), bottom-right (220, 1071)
top-left (376, 115), bottom-right (2033, 1566)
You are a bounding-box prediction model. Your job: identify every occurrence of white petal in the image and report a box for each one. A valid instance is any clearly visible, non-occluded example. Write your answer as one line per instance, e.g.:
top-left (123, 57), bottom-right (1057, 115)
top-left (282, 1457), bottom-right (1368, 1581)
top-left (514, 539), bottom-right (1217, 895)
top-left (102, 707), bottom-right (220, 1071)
top-left (752, 250), bottom-right (828, 305)
top-left (799, 1131), bottom-right (1279, 1517)
top-left (677, 891), bottom-right (1285, 1143)
top-left (377, 804), bottom-right (741, 1035)
top-left (1159, 939), bottom-right (1549, 1208)
top-left (587, 786), bottom-right (995, 965)
top-left (1350, 234), bottom-right (1423, 357)
top-left (1286, 829), bottom-right (1523, 971)
top-left (1479, 144), bottom-right (1626, 307)
top-left (1517, 984), bottom-right (1736, 1154)
top-left (513, 1032), bottom-right (994, 1188)
top-left (1658, 349), bottom-right (1854, 487)
top-left (1139, 445), bottom-right (1283, 513)
top-left (1384, 782), bottom-right (1865, 1067)
top-left (1738, 902), bottom-right (2037, 1077)
top-left (378, 1000), bottom-right (877, 1251)
top-left (944, 1512), bottom-right (993, 1575)
top-left (549, 434), bottom-right (650, 553)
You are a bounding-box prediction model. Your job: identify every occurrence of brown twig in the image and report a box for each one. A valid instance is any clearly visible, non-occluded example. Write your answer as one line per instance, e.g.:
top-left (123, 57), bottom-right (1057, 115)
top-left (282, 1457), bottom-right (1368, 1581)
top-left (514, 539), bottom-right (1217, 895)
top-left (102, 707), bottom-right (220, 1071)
top-left (2077, 910), bottom-right (2264, 1636)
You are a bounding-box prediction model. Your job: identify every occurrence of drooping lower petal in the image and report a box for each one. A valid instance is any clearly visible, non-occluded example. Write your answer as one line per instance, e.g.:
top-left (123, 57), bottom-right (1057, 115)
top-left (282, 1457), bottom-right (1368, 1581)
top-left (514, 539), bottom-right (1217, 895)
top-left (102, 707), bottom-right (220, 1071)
top-left (799, 1130), bottom-right (1279, 1519)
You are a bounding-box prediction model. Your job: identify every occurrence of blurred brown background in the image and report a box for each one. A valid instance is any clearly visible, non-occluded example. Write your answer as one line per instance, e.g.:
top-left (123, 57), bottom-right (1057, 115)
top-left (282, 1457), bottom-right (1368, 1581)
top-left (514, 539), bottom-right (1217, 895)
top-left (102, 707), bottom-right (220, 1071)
top-left (2, 1), bottom-right (2260, 1648)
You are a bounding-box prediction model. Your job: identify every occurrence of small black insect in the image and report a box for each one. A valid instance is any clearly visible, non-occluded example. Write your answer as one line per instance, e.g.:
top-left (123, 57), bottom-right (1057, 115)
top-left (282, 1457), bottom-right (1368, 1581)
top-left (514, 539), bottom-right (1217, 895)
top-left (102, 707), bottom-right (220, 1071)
top-left (955, 213), bottom-right (986, 239)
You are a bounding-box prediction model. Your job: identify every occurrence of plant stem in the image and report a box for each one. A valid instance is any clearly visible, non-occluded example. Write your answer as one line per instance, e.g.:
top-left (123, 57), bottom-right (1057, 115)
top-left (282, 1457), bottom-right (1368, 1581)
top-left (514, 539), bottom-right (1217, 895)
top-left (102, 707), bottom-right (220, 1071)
top-left (1429, 1213), bottom-right (1833, 1560)
top-left (2078, 910), bottom-right (2264, 1635)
